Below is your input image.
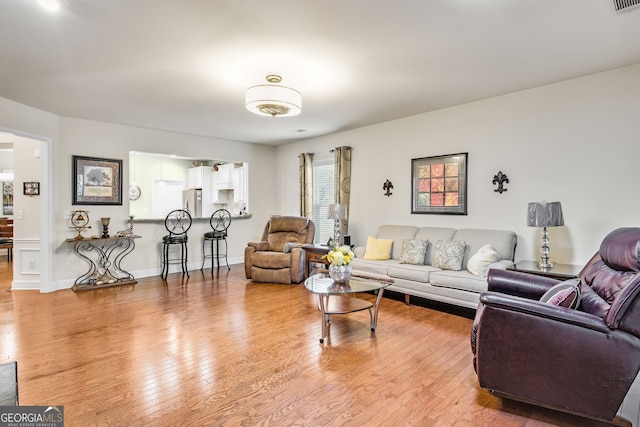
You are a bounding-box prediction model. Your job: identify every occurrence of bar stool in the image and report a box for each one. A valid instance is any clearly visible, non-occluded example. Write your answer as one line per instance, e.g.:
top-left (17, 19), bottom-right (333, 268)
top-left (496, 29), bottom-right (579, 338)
top-left (161, 209), bottom-right (192, 279)
top-left (201, 209), bottom-right (231, 270)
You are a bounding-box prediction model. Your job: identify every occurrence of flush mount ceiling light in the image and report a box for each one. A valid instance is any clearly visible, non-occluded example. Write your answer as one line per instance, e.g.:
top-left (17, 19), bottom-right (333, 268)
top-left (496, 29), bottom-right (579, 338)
top-left (245, 74), bottom-right (302, 117)
top-left (38, 0), bottom-right (68, 12)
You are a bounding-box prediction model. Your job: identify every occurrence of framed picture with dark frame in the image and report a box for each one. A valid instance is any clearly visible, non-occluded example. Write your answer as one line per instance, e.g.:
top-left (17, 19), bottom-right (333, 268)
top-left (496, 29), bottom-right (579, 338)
top-left (23, 181), bottom-right (40, 196)
top-left (72, 155), bottom-right (123, 205)
top-left (411, 152), bottom-right (468, 215)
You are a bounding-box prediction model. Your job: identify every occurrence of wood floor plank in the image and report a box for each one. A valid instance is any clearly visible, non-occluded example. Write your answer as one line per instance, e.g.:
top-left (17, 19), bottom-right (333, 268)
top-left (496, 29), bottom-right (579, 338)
top-left (0, 263), bottom-right (619, 426)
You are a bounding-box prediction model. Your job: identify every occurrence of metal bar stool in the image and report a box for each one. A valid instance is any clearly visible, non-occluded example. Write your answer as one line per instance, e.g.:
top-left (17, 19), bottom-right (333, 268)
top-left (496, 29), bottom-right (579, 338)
top-left (201, 209), bottom-right (231, 270)
top-left (161, 209), bottom-right (192, 279)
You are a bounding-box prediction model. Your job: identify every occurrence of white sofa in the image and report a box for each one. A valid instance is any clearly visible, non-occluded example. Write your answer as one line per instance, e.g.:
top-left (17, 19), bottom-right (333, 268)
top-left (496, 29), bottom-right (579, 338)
top-left (350, 225), bottom-right (517, 309)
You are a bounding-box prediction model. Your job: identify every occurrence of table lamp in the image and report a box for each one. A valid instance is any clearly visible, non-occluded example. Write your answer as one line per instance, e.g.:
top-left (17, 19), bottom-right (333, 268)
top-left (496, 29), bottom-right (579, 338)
top-left (327, 203), bottom-right (346, 247)
top-left (527, 201), bottom-right (564, 269)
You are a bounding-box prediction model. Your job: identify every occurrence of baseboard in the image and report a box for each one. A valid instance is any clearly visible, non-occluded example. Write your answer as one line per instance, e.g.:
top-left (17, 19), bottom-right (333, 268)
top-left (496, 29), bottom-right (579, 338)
top-left (11, 280), bottom-right (41, 291)
top-left (20, 257), bottom-right (245, 292)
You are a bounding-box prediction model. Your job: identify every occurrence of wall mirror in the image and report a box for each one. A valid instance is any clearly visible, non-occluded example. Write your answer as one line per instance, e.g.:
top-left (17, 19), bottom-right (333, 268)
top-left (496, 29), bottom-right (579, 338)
top-left (129, 151), bottom-right (249, 220)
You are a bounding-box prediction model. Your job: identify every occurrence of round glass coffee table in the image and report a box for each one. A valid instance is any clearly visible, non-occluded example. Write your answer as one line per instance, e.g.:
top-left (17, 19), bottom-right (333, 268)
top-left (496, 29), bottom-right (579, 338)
top-left (304, 273), bottom-right (393, 343)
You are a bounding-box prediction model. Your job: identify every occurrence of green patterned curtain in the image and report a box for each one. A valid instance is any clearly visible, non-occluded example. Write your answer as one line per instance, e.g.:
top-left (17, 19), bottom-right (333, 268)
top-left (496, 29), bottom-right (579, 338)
top-left (298, 153), bottom-right (314, 218)
top-left (333, 146), bottom-right (352, 237)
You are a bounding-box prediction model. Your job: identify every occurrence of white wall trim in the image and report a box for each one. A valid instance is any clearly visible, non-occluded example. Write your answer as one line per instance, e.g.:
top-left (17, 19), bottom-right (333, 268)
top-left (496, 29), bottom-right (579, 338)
top-left (11, 280), bottom-right (41, 291)
top-left (53, 257), bottom-right (244, 291)
top-left (19, 247), bottom-right (40, 275)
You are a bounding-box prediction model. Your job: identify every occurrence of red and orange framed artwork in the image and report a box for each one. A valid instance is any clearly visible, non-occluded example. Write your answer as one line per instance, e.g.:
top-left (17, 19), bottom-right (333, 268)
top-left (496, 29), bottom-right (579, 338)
top-left (411, 152), bottom-right (468, 215)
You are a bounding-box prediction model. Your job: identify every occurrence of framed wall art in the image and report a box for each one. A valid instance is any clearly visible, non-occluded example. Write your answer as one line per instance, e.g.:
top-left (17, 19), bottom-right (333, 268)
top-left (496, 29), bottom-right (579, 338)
top-left (411, 152), bottom-right (468, 215)
top-left (72, 155), bottom-right (123, 205)
top-left (23, 181), bottom-right (40, 196)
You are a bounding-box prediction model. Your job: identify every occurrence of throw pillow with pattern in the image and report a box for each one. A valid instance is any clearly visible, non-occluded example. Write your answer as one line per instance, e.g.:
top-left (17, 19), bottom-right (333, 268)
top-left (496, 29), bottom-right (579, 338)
top-left (432, 240), bottom-right (466, 271)
top-left (399, 239), bottom-right (428, 265)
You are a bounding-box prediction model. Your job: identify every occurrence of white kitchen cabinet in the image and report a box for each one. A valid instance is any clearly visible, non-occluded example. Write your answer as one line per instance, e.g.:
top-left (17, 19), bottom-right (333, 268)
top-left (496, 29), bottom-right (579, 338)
top-left (232, 166), bottom-right (245, 202)
top-left (212, 163), bottom-right (234, 190)
top-left (188, 166), bottom-right (211, 189)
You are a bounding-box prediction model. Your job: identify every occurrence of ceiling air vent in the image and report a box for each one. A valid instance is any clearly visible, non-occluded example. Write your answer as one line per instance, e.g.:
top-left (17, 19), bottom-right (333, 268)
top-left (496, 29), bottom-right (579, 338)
top-left (613, 0), bottom-right (640, 12)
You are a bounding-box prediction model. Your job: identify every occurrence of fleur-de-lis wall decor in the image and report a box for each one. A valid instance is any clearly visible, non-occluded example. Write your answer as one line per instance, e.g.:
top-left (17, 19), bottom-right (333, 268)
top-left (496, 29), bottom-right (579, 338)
top-left (383, 179), bottom-right (393, 197)
top-left (492, 171), bottom-right (509, 194)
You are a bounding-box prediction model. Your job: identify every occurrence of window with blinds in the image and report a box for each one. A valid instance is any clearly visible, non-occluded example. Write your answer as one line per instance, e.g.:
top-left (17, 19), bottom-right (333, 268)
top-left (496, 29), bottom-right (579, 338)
top-left (312, 160), bottom-right (334, 244)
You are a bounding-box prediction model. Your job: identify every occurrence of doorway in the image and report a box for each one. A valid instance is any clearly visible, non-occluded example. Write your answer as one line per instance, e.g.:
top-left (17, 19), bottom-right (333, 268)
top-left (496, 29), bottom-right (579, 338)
top-left (0, 128), bottom-right (51, 292)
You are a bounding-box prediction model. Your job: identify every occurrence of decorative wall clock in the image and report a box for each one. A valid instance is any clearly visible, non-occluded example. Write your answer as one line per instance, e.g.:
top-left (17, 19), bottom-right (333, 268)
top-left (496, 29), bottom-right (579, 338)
top-left (129, 185), bottom-right (141, 201)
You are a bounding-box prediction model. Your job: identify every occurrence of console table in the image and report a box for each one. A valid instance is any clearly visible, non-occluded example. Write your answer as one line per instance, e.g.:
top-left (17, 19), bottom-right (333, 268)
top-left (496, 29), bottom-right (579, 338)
top-left (67, 235), bottom-right (140, 291)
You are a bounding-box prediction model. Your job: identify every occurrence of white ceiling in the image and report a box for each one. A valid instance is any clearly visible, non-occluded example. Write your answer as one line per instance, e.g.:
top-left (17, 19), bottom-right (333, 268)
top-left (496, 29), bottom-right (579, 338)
top-left (1, 0), bottom-right (640, 145)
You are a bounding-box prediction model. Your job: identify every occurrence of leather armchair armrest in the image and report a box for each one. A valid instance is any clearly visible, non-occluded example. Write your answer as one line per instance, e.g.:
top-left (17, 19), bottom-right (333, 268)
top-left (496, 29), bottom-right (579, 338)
top-left (247, 241), bottom-right (269, 251)
top-left (480, 292), bottom-right (609, 333)
top-left (487, 268), bottom-right (561, 300)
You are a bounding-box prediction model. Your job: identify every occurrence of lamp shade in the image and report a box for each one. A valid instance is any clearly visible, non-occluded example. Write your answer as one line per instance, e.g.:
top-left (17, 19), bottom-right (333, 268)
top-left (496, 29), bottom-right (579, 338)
top-left (527, 201), bottom-right (564, 227)
top-left (245, 84), bottom-right (301, 117)
top-left (327, 203), bottom-right (346, 220)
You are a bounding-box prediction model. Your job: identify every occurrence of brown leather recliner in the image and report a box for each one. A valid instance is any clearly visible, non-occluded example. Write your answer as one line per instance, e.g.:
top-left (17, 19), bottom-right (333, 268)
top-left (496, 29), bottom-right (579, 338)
top-left (244, 216), bottom-right (315, 284)
top-left (471, 227), bottom-right (640, 424)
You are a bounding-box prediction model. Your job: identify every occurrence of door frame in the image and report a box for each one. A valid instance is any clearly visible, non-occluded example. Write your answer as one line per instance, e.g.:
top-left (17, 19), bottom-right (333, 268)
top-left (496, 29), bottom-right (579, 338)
top-left (0, 126), bottom-right (52, 292)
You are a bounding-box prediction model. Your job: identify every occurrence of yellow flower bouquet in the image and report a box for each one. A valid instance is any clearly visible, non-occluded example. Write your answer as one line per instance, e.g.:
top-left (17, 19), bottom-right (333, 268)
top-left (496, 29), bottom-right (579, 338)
top-left (323, 245), bottom-right (355, 266)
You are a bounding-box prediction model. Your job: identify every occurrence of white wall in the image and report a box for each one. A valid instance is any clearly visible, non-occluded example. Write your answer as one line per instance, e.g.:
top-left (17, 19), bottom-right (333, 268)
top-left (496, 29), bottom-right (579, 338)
top-left (2, 62), bottom-right (640, 289)
top-left (0, 96), bottom-right (279, 289)
top-left (276, 63), bottom-right (640, 266)
top-left (54, 117), bottom-right (277, 286)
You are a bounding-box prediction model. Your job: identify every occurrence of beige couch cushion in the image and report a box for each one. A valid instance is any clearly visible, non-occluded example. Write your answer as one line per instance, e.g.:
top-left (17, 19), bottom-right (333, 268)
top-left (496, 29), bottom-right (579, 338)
top-left (452, 228), bottom-right (517, 269)
top-left (429, 270), bottom-right (488, 294)
top-left (387, 263), bottom-right (441, 283)
top-left (266, 216), bottom-right (311, 251)
top-left (250, 251), bottom-right (292, 269)
top-left (350, 258), bottom-right (394, 277)
top-left (414, 227), bottom-right (456, 265)
top-left (375, 225), bottom-right (419, 259)
top-left (269, 216), bottom-right (309, 233)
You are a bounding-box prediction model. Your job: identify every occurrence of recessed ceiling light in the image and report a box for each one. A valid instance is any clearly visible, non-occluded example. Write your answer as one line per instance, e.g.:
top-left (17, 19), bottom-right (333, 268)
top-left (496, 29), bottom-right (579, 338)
top-left (38, 0), bottom-right (68, 12)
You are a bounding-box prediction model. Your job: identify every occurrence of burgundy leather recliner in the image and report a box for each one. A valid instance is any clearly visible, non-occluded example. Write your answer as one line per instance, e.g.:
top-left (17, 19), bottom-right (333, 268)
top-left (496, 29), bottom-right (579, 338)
top-left (471, 227), bottom-right (640, 424)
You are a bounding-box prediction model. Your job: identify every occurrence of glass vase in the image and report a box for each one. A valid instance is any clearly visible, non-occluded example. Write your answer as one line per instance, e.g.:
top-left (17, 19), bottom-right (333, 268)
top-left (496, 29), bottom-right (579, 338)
top-left (329, 263), bottom-right (352, 284)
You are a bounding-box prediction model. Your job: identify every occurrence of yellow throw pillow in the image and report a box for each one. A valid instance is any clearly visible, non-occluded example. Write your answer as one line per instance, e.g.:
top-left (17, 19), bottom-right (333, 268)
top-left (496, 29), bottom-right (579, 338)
top-left (364, 236), bottom-right (393, 260)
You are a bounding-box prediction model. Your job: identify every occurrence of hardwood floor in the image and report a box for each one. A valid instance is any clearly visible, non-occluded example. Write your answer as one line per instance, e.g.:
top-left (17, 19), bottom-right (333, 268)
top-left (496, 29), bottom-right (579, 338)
top-left (0, 266), bottom-right (618, 426)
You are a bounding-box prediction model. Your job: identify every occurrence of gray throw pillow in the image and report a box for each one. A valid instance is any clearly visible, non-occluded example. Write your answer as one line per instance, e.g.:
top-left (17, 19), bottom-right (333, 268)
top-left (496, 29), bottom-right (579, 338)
top-left (399, 239), bottom-right (428, 265)
top-left (432, 240), bottom-right (466, 271)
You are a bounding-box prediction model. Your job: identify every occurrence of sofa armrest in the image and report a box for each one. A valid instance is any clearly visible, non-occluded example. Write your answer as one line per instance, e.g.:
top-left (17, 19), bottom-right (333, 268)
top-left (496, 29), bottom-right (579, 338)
top-left (487, 259), bottom-right (514, 270)
top-left (247, 241), bottom-right (270, 251)
top-left (487, 268), bottom-right (560, 300)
